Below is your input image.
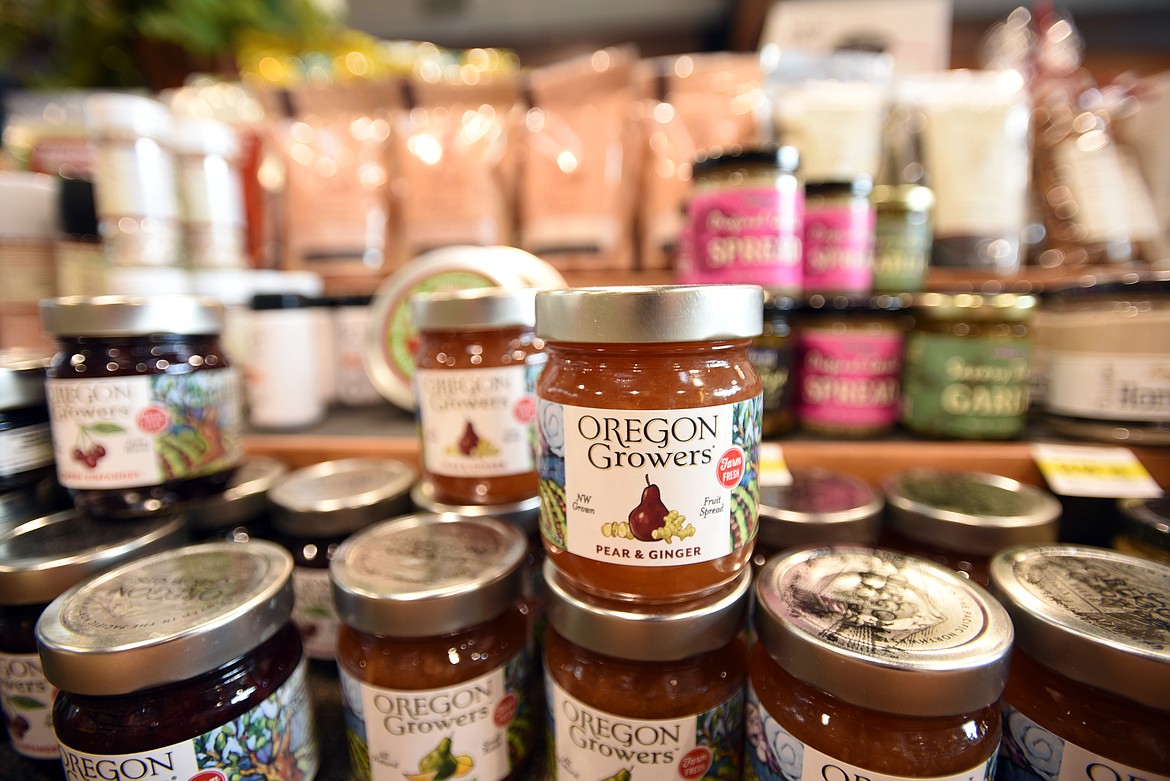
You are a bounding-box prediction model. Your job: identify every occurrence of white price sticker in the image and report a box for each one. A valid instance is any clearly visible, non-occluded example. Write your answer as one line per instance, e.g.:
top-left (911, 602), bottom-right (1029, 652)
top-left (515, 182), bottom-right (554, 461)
top-left (1031, 443), bottom-right (1164, 499)
top-left (759, 442), bottom-right (792, 487)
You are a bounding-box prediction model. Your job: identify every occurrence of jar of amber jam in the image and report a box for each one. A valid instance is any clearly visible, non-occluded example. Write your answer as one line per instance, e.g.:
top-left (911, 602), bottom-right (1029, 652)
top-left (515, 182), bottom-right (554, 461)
top-left (186, 455), bottom-right (287, 542)
top-left (36, 541), bottom-right (319, 780)
top-left (331, 514), bottom-right (534, 781)
top-left (268, 457), bottom-right (416, 661)
top-left (411, 287), bottom-right (545, 506)
top-left (0, 350), bottom-right (54, 493)
top-left (748, 546), bottom-right (1012, 781)
top-left (881, 469), bottom-right (1061, 586)
top-left (543, 560), bottom-right (750, 781)
top-left (1115, 496), bottom-right (1170, 565)
top-left (0, 509), bottom-right (185, 761)
top-left (901, 292), bottom-right (1035, 440)
top-left (39, 295), bottom-right (244, 517)
top-left (990, 545), bottom-right (1170, 779)
top-left (535, 285), bottom-right (764, 603)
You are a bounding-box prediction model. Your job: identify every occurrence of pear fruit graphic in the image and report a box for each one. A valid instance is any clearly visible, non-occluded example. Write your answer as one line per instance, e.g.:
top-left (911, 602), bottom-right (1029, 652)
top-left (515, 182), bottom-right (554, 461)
top-left (419, 737), bottom-right (458, 781)
top-left (601, 768), bottom-right (633, 781)
top-left (458, 422), bottom-right (480, 455)
top-left (628, 475), bottom-right (669, 542)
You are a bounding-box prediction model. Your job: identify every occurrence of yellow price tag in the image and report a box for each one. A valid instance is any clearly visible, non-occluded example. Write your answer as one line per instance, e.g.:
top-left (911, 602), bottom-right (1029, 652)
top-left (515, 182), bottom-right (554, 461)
top-left (759, 442), bottom-right (791, 487)
top-left (1031, 444), bottom-right (1164, 499)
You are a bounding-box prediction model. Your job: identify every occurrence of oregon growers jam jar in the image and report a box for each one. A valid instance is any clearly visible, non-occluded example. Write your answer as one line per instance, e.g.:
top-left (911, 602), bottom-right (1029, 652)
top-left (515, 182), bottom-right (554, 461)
top-left (543, 561), bottom-right (750, 781)
top-left (0, 510), bottom-right (185, 761)
top-left (331, 514), bottom-right (534, 781)
top-left (0, 350), bottom-right (54, 493)
top-left (411, 287), bottom-right (546, 506)
top-left (990, 545), bottom-right (1170, 779)
top-left (535, 285), bottom-right (764, 603)
top-left (36, 541), bottom-right (320, 780)
top-left (40, 295), bottom-right (243, 517)
top-left (748, 546), bottom-right (1013, 781)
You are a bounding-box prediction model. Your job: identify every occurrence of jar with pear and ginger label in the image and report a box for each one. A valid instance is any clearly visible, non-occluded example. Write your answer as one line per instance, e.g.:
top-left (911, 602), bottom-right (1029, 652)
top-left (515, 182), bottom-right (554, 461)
top-left (989, 545), bottom-right (1170, 780)
top-left (542, 560), bottom-right (750, 781)
top-left (35, 541), bottom-right (320, 781)
top-left (411, 287), bottom-right (546, 506)
top-left (331, 514), bottom-right (535, 781)
top-left (748, 546), bottom-right (1013, 781)
top-left (535, 285), bottom-right (764, 603)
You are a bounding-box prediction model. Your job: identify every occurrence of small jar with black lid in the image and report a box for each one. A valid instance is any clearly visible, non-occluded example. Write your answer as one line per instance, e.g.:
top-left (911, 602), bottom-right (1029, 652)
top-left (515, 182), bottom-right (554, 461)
top-left (543, 561), bottom-right (750, 781)
top-left (268, 457), bottom-right (416, 661)
top-left (0, 349), bottom-right (54, 493)
top-left (802, 177), bottom-right (876, 295)
top-left (751, 295), bottom-right (798, 437)
top-left (990, 545), bottom-right (1170, 779)
top-left (0, 509), bottom-right (185, 760)
top-left (881, 469), bottom-right (1061, 586)
top-left (36, 541), bottom-right (319, 780)
top-left (1115, 496), bottom-right (1170, 565)
top-left (748, 546), bottom-right (1013, 781)
top-left (186, 455), bottom-right (288, 543)
top-left (39, 295), bottom-right (243, 517)
top-left (331, 514), bottom-right (534, 781)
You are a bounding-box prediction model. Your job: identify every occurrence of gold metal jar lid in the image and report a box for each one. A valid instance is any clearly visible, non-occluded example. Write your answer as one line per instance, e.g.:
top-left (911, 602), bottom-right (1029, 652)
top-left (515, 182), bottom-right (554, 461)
top-left (911, 292), bottom-right (1037, 321)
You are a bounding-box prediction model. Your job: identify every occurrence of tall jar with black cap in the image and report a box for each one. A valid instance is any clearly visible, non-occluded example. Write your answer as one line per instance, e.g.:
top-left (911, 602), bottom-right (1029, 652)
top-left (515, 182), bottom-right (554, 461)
top-left (0, 350), bottom-right (54, 493)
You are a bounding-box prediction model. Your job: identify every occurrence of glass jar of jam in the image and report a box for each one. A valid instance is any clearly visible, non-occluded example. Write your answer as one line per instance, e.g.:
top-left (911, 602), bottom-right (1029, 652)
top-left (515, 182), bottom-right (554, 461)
top-left (186, 455), bottom-right (287, 543)
top-left (0, 509), bottom-right (185, 761)
top-left (535, 285), bottom-right (764, 603)
top-left (748, 546), bottom-right (1013, 781)
top-left (268, 457), bottom-right (416, 661)
top-left (881, 469), bottom-right (1061, 586)
top-left (753, 467), bottom-right (882, 571)
top-left (989, 545), bottom-right (1170, 779)
top-left (1115, 496), bottom-right (1170, 565)
top-left (751, 295), bottom-right (797, 438)
top-left (901, 292), bottom-right (1035, 440)
top-left (331, 514), bottom-right (534, 781)
top-left (36, 541), bottom-right (320, 780)
top-left (677, 146), bottom-right (804, 294)
top-left (39, 295), bottom-right (244, 517)
top-left (411, 287), bottom-right (546, 506)
top-left (801, 178), bottom-right (876, 296)
top-left (0, 349), bottom-right (54, 493)
top-left (543, 561), bottom-right (750, 781)
top-left (870, 183), bottom-right (935, 293)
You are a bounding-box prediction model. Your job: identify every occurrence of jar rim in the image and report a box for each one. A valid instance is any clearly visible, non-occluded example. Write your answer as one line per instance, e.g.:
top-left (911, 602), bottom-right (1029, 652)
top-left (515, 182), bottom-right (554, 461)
top-left (186, 456), bottom-right (288, 532)
top-left (692, 144), bottom-right (800, 176)
top-left (758, 468), bottom-right (884, 548)
top-left (0, 349), bottom-right (48, 410)
top-left (410, 286), bottom-right (537, 330)
top-left (40, 295), bottom-right (225, 337)
top-left (267, 458), bottom-right (417, 537)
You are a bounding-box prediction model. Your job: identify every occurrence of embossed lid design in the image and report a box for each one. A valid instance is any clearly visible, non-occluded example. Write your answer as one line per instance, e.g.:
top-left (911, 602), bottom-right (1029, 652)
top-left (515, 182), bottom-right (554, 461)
top-left (989, 544), bottom-right (1170, 710)
top-left (755, 546), bottom-right (1014, 716)
top-left (36, 541), bottom-right (294, 695)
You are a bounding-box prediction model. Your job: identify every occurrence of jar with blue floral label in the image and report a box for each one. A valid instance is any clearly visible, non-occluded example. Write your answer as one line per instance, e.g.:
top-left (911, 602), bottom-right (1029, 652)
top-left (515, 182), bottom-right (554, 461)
top-left (990, 544), bottom-right (1170, 781)
top-left (535, 285), bottom-right (764, 603)
top-left (748, 546), bottom-right (1012, 781)
top-left (36, 541), bottom-right (320, 781)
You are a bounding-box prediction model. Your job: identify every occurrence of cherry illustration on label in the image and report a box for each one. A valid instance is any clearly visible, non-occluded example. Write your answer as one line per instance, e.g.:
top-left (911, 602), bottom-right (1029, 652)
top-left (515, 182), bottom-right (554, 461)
top-left (71, 422), bottom-right (123, 469)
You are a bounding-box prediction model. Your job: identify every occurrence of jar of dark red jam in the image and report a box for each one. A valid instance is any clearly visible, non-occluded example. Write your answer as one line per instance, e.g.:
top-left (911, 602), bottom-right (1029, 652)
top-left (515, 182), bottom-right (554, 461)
top-left (35, 541), bottom-right (319, 780)
top-left (990, 545), bottom-right (1170, 780)
top-left (40, 295), bottom-right (244, 517)
top-left (748, 546), bottom-right (1013, 781)
top-left (268, 457), bottom-right (416, 661)
top-left (0, 349), bottom-right (54, 493)
top-left (535, 285), bottom-right (764, 603)
top-left (0, 509), bottom-right (185, 761)
top-left (881, 469), bottom-right (1061, 586)
top-left (331, 514), bottom-right (534, 781)
top-left (411, 287), bottom-right (546, 506)
top-left (186, 455), bottom-right (287, 542)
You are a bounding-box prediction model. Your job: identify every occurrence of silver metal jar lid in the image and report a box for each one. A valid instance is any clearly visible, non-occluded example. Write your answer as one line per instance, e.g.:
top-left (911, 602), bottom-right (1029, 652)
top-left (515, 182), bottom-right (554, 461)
top-left (410, 286), bottom-right (538, 330)
top-left (36, 541), bottom-right (294, 696)
top-left (39, 295), bottom-right (225, 337)
top-left (755, 546), bottom-right (1013, 717)
top-left (410, 479), bottom-right (540, 537)
top-left (0, 349), bottom-right (48, 410)
top-left (989, 544), bottom-right (1170, 711)
top-left (267, 458), bottom-right (417, 538)
top-left (331, 514), bottom-right (526, 637)
top-left (758, 468), bottom-right (883, 550)
top-left (0, 509), bottom-right (187, 605)
top-left (186, 456), bottom-right (288, 532)
top-left (535, 285), bottom-right (764, 343)
top-left (543, 559), bottom-right (750, 662)
top-left (883, 469), bottom-right (1061, 555)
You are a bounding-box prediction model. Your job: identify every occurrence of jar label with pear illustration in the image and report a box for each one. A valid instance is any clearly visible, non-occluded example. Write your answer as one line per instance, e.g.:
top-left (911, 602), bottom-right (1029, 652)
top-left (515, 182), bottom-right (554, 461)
top-left (339, 653), bottom-right (532, 781)
top-left (537, 397), bottom-right (761, 566)
top-left (548, 674), bottom-right (744, 780)
top-left (46, 370), bottom-right (243, 489)
top-left (0, 652), bottom-right (58, 760)
top-left (415, 366), bottom-right (537, 478)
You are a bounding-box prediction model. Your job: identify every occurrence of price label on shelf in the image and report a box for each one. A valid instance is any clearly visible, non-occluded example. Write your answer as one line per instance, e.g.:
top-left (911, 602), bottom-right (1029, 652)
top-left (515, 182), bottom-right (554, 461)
top-left (1031, 443), bottom-right (1164, 498)
top-left (759, 442), bottom-right (792, 487)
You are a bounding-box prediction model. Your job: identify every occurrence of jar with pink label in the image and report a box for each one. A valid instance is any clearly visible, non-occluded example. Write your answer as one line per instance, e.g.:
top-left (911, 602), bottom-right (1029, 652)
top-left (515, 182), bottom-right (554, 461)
top-left (677, 146), bottom-right (803, 293)
top-left (794, 294), bottom-right (909, 437)
top-left (802, 178), bottom-right (876, 295)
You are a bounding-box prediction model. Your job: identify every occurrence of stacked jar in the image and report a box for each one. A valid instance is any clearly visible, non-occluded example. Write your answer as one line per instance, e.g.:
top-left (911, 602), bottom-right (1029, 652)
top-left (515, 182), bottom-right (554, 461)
top-left (534, 284), bottom-right (764, 778)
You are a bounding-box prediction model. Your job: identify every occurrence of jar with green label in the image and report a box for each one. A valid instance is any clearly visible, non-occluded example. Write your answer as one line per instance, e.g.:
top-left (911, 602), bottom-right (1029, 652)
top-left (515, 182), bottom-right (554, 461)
top-left (871, 184), bottom-right (934, 293)
top-left (900, 292), bottom-right (1035, 439)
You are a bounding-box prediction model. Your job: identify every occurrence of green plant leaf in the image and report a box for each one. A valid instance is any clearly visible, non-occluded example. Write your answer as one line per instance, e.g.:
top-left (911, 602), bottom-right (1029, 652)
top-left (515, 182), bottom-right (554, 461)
top-left (8, 696), bottom-right (46, 709)
top-left (90, 423), bottom-right (125, 434)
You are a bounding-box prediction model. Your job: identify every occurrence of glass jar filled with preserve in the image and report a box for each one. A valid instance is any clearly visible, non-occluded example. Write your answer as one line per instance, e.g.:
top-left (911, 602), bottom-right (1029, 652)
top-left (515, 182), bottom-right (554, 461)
top-left (748, 546), bottom-right (1013, 781)
top-left (990, 545), bottom-right (1170, 779)
top-left (535, 285), bottom-right (764, 603)
top-left (39, 295), bottom-right (244, 517)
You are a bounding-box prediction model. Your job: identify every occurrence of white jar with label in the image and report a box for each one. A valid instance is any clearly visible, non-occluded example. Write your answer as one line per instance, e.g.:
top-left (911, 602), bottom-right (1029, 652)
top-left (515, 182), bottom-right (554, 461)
top-left (171, 117), bottom-right (247, 269)
top-left (333, 295), bottom-right (383, 407)
top-left (247, 293), bottom-right (323, 429)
